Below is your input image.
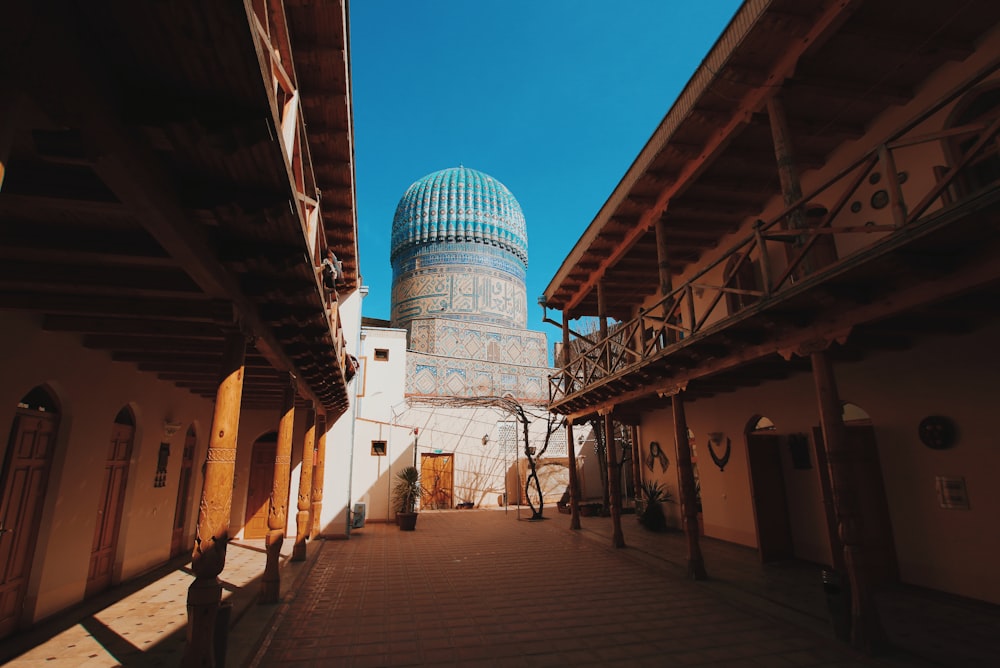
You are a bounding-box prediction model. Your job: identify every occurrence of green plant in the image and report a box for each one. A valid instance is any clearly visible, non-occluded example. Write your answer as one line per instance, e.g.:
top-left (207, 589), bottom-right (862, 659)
top-left (392, 465), bottom-right (421, 514)
top-left (638, 480), bottom-right (674, 532)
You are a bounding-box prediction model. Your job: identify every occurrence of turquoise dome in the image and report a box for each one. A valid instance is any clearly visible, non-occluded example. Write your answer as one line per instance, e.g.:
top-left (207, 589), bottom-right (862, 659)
top-left (390, 167), bottom-right (529, 330)
top-left (390, 167), bottom-right (528, 267)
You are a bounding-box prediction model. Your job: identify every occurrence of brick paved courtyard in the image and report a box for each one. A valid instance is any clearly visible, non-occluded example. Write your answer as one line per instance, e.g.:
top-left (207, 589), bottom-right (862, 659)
top-left (251, 510), bottom-right (871, 667)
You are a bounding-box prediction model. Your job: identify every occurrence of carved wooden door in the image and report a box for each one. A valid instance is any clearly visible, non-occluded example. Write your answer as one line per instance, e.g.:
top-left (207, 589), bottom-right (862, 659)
top-left (86, 421), bottom-right (134, 597)
top-left (0, 410), bottom-right (57, 638)
top-left (420, 453), bottom-right (453, 510)
top-left (170, 428), bottom-right (197, 557)
top-left (243, 441), bottom-right (276, 539)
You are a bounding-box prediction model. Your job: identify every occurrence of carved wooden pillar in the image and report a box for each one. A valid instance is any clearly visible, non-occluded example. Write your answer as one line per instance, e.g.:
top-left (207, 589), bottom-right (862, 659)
top-left (565, 419), bottom-right (581, 530)
top-left (292, 406), bottom-right (316, 562)
top-left (811, 350), bottom-right (884, 653)
top-left (310, 413), bottom-right (327, 539)
top-left (261, 375), bottom-right (295, 604)
top-left (654, 218), bottom-right (678, 345)
top-left (597, 280), bottom-right (611, 373)
top-left (630, 424), bottom-right (643, 506)
top-left (767, 95), bottom-right (837, 276)
top-left (562, 310), bottom-right (582, 530)
top-left (604, 412), bottom-right (625, 548)
top-left (672, 392), bottom-right (706, 580)
top-left (182, 332), bottom-right (246, 667)
top-left (0, 93), bottom-right (21, 192)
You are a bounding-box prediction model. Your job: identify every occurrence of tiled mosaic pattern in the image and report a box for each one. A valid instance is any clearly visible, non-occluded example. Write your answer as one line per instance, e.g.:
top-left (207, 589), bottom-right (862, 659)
top-left (391, 167), bottom-right (528, 265)
top-left (392, 259), bottom-right (526, 329)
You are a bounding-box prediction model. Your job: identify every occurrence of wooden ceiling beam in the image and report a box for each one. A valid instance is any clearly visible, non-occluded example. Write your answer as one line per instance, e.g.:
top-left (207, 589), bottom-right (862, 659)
top-left (786, 75), bottom-right (913, 106)
top-left (0, 292), bottom-right (231, 321)
top-left (42, 314), bottom-right (229, 339)
top-left (8, 10), bottom-right (337, 412)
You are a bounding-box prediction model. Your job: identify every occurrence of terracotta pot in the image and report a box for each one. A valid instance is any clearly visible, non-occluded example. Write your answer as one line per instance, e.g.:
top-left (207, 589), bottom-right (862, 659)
top-left (397, 511), bottom-right (418, 531)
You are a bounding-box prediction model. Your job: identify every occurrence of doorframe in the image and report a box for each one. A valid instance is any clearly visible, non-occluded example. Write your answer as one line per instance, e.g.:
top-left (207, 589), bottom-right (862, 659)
top-left (744, 416), bottom-right (795, 563)
top-left (86, 406), bottom-right (136, 598)
top-left (0, 387), bottom-right (61, 637)
top-left (420, 452), bottom-right (454, 510)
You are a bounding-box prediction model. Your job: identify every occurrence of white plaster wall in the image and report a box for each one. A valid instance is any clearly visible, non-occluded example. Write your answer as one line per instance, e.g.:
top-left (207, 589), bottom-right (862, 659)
top-left (0, 312), bottom-right (215, 624)
top-left (351, 325), bottom-right (409, 524)
top-left (320, 287), bottom-right (367, 538)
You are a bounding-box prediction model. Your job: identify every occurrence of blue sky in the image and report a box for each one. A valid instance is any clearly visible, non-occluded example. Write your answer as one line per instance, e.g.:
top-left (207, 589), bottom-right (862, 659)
top-left (349, 1), bottom-right (742, 338)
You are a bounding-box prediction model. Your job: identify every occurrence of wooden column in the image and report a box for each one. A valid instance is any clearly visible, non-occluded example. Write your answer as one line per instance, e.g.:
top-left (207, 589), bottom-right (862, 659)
top-left (562, 311), bottom-right (582, 530)
top-left (596, 280), bottom-right (610, 373)
top-left (655, 218), bottom-right (673, 299)
top-left (261, 376), bottom-right (295, 604)
top-left (654, 218), bottom-right (678, 345)
top-left (565, 419), bottom-right (581, 530)
top-left (672, 392), bottom-right (706, 580)
top-left (0, 93), bottom-right (18, 192)
top-left (182, 332), bottom-right (246, 667)
top-left (292, 406), bottom-right (316, 562)
top-left (310, 414), bottom-right (327, 539)
top-left (767, 95), bottom-right (836, 276)
top-left (811, 350), bottom-right (884, 652)
top-left (604, 412), bottom-right (625, 548)
top-left (630, 424), bottom-right (643, 507)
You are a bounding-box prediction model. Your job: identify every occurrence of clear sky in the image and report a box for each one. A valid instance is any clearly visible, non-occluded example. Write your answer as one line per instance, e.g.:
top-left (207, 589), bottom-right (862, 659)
top-left (349, 1), bottom-right (743, 340)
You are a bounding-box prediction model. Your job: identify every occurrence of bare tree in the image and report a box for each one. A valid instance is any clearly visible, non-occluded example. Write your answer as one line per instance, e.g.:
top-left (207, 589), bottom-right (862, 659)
top-left (409, 396), bottom-right (565, 519)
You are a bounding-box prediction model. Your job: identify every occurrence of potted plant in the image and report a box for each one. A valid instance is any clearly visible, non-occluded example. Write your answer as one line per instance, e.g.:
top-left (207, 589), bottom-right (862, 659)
top-left (637, 480), bottom-right (674, 532)
top-left (392, 465), bottom-right (421, 531)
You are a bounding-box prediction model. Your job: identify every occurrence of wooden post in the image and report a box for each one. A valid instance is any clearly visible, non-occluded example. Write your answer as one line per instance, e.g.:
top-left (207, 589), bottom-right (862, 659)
top-left (261, 376), bottom-right (295, 604)
top-left (597, 280), bottom-right (610, 374)
top-left (182, 332), bottom-right (246, 667)
top-left (310, 414), bottom-right (327, 539)
top-left (596, 285), bottom-right (612, 512)
top-left (565, 419), bottom-right (581, 530)
top-left (654, 219), bottom-right (677, 345)
top-left (767, 95), bottom-right (837, 276)
top-left (292, 406), bottom-right (315, 562)
top-left (0, 93), bottom-right (19, 192)
top-left (630, 424), bottom-right (643, 508)
top-left (672, 392), bottom-right (706, 580)
top-left (604, 412), bottom-right (625, 548)
top-left (811, 350), bottom-right (884, 653)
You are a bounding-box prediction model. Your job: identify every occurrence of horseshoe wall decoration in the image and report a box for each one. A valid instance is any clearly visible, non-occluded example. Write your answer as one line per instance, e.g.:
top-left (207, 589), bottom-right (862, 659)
top-left (707, 432), bottom-right (731, 471)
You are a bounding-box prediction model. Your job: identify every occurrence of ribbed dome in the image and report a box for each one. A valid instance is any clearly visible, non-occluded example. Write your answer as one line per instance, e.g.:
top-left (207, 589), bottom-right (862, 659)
top-left (390, 167), bottom-right (528, 267)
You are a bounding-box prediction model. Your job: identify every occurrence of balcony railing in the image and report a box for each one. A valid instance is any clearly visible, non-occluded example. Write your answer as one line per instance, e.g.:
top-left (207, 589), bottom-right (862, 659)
top-left (248, 2), bottom-right (347, 361)
top-left (550, 65), bottom-right (1000, 405)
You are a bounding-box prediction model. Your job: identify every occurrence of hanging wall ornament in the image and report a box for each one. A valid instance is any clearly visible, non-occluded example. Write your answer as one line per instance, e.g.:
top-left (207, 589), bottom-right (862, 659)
top-left (707, 432), bottom-right (732, 471)
top-left (645, 441), bottom-right (670, 472)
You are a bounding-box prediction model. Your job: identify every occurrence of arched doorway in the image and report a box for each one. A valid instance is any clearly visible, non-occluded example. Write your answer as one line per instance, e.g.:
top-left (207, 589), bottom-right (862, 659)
top-left (86, 406), bottom-right (136, 598)
top-left (244, 433), bottom-right (278, 539)
top-left (170, 425), bottom-right (197, 557)
top-left (0, 386), bottom-right (60, 638)
top-left (745, 415), bottom-right (794, 562)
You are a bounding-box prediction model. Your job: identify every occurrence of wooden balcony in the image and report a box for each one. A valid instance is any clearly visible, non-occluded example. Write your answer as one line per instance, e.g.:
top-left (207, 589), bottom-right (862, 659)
top-left (549, 75), bottom-right (1000, 420)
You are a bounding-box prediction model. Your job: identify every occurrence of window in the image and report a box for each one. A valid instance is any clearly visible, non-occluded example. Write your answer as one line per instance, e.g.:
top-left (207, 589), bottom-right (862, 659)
top-left (374, 348), bottom-right (389, 361)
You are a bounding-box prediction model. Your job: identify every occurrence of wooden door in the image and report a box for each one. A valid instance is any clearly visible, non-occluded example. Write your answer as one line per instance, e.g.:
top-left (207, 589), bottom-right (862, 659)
top-left (170, 427), bottom-right (197, 557)
top-left (815, 425), bottom-right (898, 583)
top-left (0, 410), bottom-right (57, 638)
top-left (86, 420), bottom-right (134, 598)
top-left (420, 453), bottom-right (453, 509)
top-left (243, 440), bottom-right (276, 539)
top-left (746, 433), bottom-right (794, 562)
